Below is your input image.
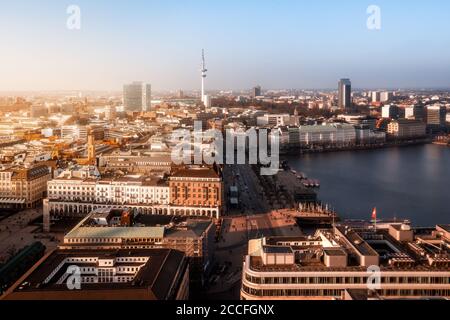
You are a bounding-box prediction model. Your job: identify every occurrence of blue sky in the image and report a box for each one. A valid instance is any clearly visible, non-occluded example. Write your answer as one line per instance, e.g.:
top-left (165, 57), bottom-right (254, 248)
top-left (1, 0), bottom-right (450, 91)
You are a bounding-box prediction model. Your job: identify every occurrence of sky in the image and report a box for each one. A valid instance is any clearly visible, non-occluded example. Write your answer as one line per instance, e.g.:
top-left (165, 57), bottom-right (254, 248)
top-left (1, 0), bottom-right (450, 91)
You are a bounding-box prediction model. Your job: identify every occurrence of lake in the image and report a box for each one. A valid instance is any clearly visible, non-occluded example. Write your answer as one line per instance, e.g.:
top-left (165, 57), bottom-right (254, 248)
top-left (286, 144), bottom-right (450, 226)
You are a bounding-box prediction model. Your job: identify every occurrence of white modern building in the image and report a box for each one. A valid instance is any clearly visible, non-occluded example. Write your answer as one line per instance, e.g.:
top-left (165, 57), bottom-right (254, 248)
top-left (382, 105), bottom-right (402, 119)
top-left (241, 225), bottom-right (450, 300)
top-left (380, 91), bottom-right (393, 102)
top-left (405, 105), bottom-right (425, 121)
top-left (371, 91), bottom-right (381, 103)
top-left (61, 125), bottom-right (88, 141)
top-left (47, 173), bottom-right (169, 206)
top-left (257, 114), bottom-right (293, 127)
top-left (298, 124), bottom-right (356, 146)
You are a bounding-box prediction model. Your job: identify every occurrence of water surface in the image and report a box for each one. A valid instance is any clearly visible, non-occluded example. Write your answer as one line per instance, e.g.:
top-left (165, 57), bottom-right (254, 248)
top-left (286, 145), bottom-right (450, 226)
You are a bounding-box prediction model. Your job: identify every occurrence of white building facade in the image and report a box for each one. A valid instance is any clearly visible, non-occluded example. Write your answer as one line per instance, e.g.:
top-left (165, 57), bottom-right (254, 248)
top-left (47, 176), bottom-right (169, 206)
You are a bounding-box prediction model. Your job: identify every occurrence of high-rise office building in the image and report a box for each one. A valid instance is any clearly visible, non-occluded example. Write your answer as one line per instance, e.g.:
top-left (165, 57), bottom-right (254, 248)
top-left (30, 104), bottom-right (48, 118)
top-left (123, 82), bottom-right (152, 112)
top-left (382, 104), bottom-right (403, 119)
top-left (252, 85), bottom-right (262, 98)
top-left (425, 105), bottom-right (447, 128)
top-left (405, 105), bottom-right (425, 121)
top-left (338, 79), bottom-right (352, 110)
top-left (380, 91), bottom-right (393, 102)
top-left (203, 94), bottom-right (212, 108)
top-left (371, 91), bottom-right (381, 103)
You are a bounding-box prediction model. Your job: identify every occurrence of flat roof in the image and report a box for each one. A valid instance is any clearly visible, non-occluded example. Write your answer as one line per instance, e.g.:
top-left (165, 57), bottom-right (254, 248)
top-left (166, 220), bottom-right (212, 238)
top-left (263, 246), bottom-right (293, 254)
top-left (336, 226), bottom-right (378, 257)
top-left (324, 248), bottom-right (347, 256)
top-left (4, 249), bottom-right (186, 300)
top-left (266, 236), bottom-right (320, 245)
top-left (65, 226), bottom-right (165, 239)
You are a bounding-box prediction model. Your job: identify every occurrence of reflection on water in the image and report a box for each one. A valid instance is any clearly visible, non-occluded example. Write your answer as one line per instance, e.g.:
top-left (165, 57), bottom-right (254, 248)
top-left (286, 144), bottom-right (450, 226)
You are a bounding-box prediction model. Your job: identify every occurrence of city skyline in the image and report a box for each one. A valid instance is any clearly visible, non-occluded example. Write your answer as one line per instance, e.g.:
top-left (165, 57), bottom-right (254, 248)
top-left (1, 0), bottom-right (449, 307)
top-left (1, 0), bottom-right (450, 92)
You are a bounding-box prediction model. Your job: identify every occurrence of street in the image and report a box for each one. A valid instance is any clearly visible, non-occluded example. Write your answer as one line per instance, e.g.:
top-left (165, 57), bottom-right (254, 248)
top-left (0, 209), bottom-right (60, 263)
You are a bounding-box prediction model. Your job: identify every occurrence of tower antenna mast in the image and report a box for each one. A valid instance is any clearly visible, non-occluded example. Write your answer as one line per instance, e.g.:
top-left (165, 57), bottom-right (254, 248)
top-left (201, 49), bottom-right (208, 104)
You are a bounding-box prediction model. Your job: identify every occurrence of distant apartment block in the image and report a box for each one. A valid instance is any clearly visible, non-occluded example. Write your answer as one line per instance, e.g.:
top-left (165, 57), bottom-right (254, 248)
top-left (298, 123), bottom-right (356, 146)
top-left (257, 114), bottom-right (293, 127)
top-left (382, 104), bottom-right (404, 119)
top-left (271, 123), bottom-right (358, 150)
top-left (123, 82), bottom-right (152, 112)
top-left (337, 115), bottom-right (378, 130)
top-left (252, 85), bottom-right (262, 98)
top-left (371, 91), bottom-right (392, 103)
top-left (387, 119), bottom-right (427, 139)
top-left (61, 125), bottom-right (88, 141)
top-left (405, 105), bottom-right (425, 121)
top-left (380, 91), bottom-right (393, 103)
top-left (425, 105), bottom-right (447, 129)
top-left (29, 105), bottom-right (48, 118)
top-left (355, 126), bottom-right (386, 145)
top-left (371, 91), bottom-right (381, 103)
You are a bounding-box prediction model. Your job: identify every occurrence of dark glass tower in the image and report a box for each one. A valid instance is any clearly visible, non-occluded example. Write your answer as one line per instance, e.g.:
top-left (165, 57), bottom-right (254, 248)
top-left (338, 79), bottom-right (352, 111)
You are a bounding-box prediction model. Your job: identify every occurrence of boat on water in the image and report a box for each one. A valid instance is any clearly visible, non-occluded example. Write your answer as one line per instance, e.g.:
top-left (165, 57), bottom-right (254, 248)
top-left (303, 179), bottom-right (320, 188)
top-left (302, 180), bottom-right (311, 187)
top-left (295, 203), bottom-right (340, 226)
top-left (344, 219), bottom-right (411, 229)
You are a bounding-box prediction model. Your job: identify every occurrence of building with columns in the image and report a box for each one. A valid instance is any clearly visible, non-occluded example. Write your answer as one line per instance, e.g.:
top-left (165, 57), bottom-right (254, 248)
top-left (43, 166), bottom-right (224, 232)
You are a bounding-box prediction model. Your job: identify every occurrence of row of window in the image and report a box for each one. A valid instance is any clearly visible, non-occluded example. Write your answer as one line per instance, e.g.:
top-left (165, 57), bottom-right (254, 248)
top-left (67, 237), bottom-right (166, 245)
top-left (245, 274), bottom-right (450, 285)
top-left (49, 185), bottom-right (168, 193)
top-left (173, 200), bottom-right (219, 206)
top-left (82, 276), bottom-right (134, 283)
top-left (242, 285), bottom-right (450, 298)
top-left (171, 181), bottom-right (220, 186)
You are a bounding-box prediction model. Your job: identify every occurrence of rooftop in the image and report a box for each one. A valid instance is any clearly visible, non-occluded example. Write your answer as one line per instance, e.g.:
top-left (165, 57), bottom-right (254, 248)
top-left (63, 209), bottom-right (213, 242)
top-left (3, 249), bottom-right (186, 300)
top-left (247, 224), bottom-right (450, 272)
top-left (65, 225), bottom-right (165, 240)
top-left (263, 246), bottom-right (293, 254)
top-left (171, 167), bottom-right (220, 179)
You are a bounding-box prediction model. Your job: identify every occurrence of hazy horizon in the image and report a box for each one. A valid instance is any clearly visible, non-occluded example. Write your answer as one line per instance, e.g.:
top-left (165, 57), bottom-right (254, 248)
top-left (2, 86), bottom-right (450, 97)
top-left (1, 0), bottom-right (450, 91)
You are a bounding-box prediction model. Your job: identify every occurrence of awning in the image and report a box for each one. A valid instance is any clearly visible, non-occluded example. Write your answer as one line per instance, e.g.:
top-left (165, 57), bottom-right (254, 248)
top-left (0, 198), bottom-right (26, 204)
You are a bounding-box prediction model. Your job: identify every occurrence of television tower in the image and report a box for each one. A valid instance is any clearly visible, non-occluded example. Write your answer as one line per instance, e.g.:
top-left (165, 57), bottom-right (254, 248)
top-left (201, 49), bottom-right (207, 104)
